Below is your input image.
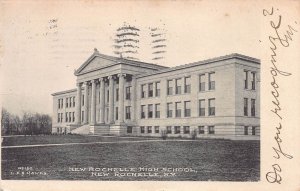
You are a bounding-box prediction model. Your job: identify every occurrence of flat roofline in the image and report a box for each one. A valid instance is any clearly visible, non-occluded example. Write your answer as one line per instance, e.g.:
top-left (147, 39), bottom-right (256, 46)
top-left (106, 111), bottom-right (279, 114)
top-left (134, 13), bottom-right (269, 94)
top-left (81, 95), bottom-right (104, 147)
top-left (137, 53), bottom-right (260, 78)
top-left (51, 88), bottom-right (77, 96)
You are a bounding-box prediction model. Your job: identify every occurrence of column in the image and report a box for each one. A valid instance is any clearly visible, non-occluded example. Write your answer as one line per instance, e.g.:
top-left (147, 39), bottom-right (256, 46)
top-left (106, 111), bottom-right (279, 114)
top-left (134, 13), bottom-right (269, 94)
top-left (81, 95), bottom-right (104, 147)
top-left (191, 74), bottom-right (198, 117)
top-left (90, 79), bottom-right (97, 125)
top-left (160, 79), bottom-right (167, 119)
top-left (108, 76), bottom-right (115, 124)
top-left (173, 79), bottom-right (176, 95)
top-left (118, 74), bottom-right (125, 123)
top-left (131, 75), bottom-right (136, 121)
top-left (99, 78), bottom-right (105, 123)
top-left (75, 83), bottom-right (82, 124)
top-left (83, 81), bottom-right (89, 124)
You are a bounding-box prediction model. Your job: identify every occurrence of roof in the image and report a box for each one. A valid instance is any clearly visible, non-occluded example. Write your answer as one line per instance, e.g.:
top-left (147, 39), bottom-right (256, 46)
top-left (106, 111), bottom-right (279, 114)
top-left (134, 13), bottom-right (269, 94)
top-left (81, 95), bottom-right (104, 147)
top-left (74, 49), bottom-right (168, 76)
top-left (51, 88), bottom-right (77, 96)
top-left (136, 53), bottom-right (260, 78)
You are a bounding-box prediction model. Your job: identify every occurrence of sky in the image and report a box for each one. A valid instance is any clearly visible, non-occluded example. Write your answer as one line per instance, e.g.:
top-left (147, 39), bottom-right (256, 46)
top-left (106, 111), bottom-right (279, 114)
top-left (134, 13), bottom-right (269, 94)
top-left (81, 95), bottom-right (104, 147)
top-left (0, 0), bottom-right (263, 116)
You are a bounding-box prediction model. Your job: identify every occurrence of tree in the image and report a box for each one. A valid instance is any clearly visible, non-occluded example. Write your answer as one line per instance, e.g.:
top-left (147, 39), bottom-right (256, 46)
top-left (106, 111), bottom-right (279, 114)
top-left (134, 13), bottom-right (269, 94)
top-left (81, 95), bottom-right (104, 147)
top-left (1, 108), bottom-right (11, 135)
top-left (13, 115), bottom-right (22, 134)
top-left (1, 107), bottom-right (52, 135)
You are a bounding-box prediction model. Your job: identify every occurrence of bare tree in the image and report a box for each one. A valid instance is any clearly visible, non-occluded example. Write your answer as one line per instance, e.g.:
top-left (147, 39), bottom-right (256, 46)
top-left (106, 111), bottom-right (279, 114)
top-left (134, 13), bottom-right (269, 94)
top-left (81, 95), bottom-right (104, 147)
top-left (1, 108), bottom-right (11, 135)
top-left (13, 115), bottom-right (22, 134)
top-left (1, 107), bottom-right (52, 135)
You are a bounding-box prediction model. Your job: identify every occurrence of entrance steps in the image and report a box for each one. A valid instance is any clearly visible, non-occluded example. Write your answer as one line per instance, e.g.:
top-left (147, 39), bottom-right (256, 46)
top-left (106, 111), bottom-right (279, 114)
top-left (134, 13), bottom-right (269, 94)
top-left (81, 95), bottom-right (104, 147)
top-left (70, 123), bottom-right (128, 136)
top-left (71, 124), bottom-right (91, 135)
top-left (93, 125), bottom-right (110, 135)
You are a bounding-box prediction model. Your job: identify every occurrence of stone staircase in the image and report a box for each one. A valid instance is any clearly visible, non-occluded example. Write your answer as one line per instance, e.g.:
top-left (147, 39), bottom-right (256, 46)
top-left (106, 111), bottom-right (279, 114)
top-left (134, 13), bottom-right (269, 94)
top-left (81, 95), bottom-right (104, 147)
top-left (70, 124), bottom-right (127, 136)
top-left (71, 124), bottom-right (91, 135)
top-left (93, 125), bottom-right (110, 135)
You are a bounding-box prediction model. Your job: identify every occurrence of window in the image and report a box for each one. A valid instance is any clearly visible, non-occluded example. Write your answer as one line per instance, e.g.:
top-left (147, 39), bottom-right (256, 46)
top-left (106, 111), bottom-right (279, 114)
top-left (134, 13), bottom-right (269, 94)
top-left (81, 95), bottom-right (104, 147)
top-left (69, 112), bottom-right (71, 122)
top-left (208, 98), bottom-right (215, 116)
top-left (61, 113), bottom-right (63, 123)
top-left (141, 105), bottom-right (146, 119)
top-left (155, 126), bottom-right (159, 134)
top-left (208, 126), bottom-right (215, 134)
top-left (82, 95), bottom-right (84, 106)
top-left (155, 104), bottom-right (160, 118)
top-left (140, 126), bottom-right (145, 133)
top-left (251, 72), bottom-right (256, 90)
top-left (141, 84), bottom-right (146, 98)
top-left (147, 126), bottom-right (152, 133)
top-left (126, 86), bottom-right (131, 100)
top-left (184, 76), bottom-right (191, 93)
top-left (65, 113), bottom-right (68, 122)
top-left (244, 98), bottom-right (248, 116)
top-left (58, 99), bottom-right (60, 109)
top-left (148, 83), bottom-right (153, 97)
top-left (199, 74), bottom-right (205, 91)
top-left (127, 126), bottom-right (132, 134)
top-left (155, 82), bottom-right (160, 97)
top-left (73, 112), bottom-right (75, 122)
top-left (167, 103), bottom-right (173, 118)
top-left (184, 101), bottom-right (191, 117)
top-left (251, 99), bottom-right (256, 117)
top-left (61, 99), bottom-right (63, 108)
top-left (148, 104), bottom-right (153, 118)
top-left (167, 80), bottom-right (173, 95)
top-left (126, 106), bottom-right (131, 119)
top-left (107, 90), bottom-right (109, 102)
top-left (175, 78), bottom-right (182, 94)
top-left (57, 113), bottom-right (60, 122)
top-left (208, 72), bottom-right (215, 90)
top-left (244, 70), bottom-right (248, 89)
top-left (106, 108), bottom-right (109, 122)
top-left (175, 102), bottom-right (181, 117)
top-left (167, 126), bottom-right (172, 134)
top-left (81, 111), bottom-right (84, 122)
top-left (73, 97), bottom-right (75, 107)
top-left (116, 88), bottom-right (119, 101)
top-left (199, 99), bottom-right (205, 116)
top-left (174, 126), bottom-right (181, 134)
top-left (69, 98), bottom-right (71, 108)
top-left (115, 107), bottom-right (118, 120)
top-left (184, 126), bottom-right (190, 134)
top-left (244, 126), bottom-right (248, 135)
top-left (198, 126), bottom-right (205, 134)
top-left (252, 126), bottom-right (256, 135)
top-left (66, 98), bottom-right (68, 108)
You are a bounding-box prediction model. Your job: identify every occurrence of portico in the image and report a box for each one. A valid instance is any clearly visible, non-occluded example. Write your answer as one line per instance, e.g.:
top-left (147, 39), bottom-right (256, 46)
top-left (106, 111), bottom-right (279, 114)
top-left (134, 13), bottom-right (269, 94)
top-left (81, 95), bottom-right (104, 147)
top-left (63, 48), bottom-right (165, 135)
top-left (75, 73), bottom-right (131, 126)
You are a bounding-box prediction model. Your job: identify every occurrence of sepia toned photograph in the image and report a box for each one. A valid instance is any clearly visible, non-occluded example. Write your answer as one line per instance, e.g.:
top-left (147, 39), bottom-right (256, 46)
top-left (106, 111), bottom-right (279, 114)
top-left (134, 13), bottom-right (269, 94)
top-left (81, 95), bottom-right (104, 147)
top-left (0, 0), bottom-right (299, 191)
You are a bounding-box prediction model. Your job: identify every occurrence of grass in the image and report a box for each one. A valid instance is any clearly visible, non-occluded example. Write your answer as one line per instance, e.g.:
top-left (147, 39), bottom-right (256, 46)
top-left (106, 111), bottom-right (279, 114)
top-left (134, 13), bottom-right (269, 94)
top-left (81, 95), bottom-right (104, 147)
top-left (1, 134), bottom-right (158, 146)
top-left (1, 135), bottom-right (260, 181)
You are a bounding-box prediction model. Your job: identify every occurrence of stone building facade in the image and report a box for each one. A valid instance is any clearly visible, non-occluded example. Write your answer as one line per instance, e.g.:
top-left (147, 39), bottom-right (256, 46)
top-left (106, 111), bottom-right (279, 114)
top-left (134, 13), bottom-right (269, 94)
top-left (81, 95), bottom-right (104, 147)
top-left (52, 49), bottom-right (260, 140)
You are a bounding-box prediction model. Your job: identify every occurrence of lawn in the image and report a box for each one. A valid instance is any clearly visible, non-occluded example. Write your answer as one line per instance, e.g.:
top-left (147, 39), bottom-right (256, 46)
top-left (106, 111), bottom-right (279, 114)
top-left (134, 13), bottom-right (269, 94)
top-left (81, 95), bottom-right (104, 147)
top-left (1, 135), bottom-right (260, 181)
top-left (2, 134), bottom-right (158, 146)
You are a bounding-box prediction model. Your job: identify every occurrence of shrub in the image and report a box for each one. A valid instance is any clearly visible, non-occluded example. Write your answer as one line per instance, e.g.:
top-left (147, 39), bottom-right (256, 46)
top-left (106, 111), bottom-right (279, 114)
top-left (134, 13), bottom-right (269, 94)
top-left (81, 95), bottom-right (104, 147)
top-left (191, 129), bottom-right (197, 140)
top-left (161, 130), bottom-right (167, 140)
